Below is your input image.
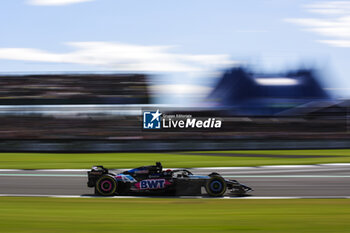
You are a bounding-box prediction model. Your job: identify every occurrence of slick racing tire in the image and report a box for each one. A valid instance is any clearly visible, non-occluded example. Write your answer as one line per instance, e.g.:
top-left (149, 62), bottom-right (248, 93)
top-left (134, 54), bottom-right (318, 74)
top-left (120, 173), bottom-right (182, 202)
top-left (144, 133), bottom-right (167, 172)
top-left (96, 175), bottom-right (117, 196)
top-left (205, 176), bottom-right (227, 197)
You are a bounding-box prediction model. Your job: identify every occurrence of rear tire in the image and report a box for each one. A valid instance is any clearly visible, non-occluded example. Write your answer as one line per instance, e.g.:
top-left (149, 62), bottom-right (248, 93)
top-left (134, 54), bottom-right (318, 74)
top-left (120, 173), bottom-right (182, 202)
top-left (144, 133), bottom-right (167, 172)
top-left (205, 176), bottom-right (227, 197)
top-left (95, 175), bottom-right (117, 196)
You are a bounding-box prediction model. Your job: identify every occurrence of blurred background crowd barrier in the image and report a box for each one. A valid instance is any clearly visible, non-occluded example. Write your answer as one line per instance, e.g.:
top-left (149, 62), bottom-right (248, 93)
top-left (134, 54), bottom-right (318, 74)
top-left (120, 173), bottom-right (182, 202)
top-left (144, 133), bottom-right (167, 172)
top-left (0, 67), bottom-right (348, 151)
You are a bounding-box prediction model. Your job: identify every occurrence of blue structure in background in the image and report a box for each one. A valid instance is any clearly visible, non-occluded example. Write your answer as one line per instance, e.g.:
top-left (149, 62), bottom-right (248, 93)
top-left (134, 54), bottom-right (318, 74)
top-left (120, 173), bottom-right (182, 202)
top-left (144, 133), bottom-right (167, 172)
top-left (208, 67), bottom-right (330, 115)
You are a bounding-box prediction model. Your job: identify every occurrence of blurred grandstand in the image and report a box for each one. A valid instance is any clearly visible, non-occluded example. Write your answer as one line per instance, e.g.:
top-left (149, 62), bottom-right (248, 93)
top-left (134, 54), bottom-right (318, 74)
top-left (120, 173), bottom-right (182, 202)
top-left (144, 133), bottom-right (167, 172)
top-left (207, 68), bottom-right (330, 115)
top-left (0, 73), bottom-right (149, 105)
top-left (0, 68), bottom-right (348, 150)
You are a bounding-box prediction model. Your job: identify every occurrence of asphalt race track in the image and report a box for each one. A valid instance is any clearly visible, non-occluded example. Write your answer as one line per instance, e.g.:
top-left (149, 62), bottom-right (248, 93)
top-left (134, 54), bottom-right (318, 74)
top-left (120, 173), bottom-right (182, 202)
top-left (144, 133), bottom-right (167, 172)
top-left (0, 164), bottom-right (349, 198)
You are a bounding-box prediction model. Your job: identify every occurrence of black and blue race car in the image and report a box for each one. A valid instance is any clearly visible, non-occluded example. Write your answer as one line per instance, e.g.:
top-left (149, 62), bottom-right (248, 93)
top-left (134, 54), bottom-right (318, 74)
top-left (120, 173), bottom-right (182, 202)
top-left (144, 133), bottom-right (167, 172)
top-left (87, 162), bottom-right (252, 197)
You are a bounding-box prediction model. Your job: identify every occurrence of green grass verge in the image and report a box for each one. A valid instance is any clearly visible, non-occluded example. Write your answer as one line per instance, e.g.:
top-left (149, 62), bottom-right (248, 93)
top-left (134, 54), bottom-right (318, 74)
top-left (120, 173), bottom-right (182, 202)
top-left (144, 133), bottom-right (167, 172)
top-left (0, 149), bottom-right (350, 169)
top-left (0, 197), bottom-right (349, 233)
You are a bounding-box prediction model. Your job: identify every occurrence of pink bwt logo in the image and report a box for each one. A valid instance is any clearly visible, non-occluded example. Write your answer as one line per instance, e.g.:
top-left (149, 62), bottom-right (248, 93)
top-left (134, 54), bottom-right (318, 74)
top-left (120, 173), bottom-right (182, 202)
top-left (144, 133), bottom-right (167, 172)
top-left (140, 179), bottom-right (165, 189)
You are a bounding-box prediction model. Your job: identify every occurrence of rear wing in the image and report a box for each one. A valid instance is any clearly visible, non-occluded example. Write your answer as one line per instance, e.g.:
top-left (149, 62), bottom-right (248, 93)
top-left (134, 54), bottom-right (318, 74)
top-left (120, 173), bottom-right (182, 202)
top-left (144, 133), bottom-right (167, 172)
top-left (87, 165), bottom-right (109, 187)
top-left (90, 165), bottom-right (109, 174)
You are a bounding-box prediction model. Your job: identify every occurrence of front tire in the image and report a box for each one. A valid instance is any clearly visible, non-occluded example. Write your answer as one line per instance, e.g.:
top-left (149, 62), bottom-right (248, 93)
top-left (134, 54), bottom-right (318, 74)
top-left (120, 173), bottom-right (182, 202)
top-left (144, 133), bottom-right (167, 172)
top-left (95, 175), bottom-right (117, 196)
top-left (205, 176), bottom-right (227, 197)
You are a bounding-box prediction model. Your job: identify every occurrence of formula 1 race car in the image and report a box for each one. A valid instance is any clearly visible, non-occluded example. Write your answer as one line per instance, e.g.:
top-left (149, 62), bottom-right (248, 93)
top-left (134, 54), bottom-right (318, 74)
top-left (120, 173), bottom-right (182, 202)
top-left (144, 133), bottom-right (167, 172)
top-left (87, 162), bottom-right (253, 197)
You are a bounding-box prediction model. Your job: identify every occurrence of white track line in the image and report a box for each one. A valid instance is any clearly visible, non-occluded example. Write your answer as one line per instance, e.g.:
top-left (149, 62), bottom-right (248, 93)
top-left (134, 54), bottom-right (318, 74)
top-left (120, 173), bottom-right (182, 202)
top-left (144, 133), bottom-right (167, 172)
top-left (194, 167), bottom-right (255, 170)
top-left (259, 165), bottom-right (317, 168)
top-left (0, 163), bottom-right (349, 173)
top-left (39, 169), bottom-right (89, 172)
top-left (217, 167), bottom-right (350, 175)
top-left (318, 163), bottom-right (350, 166)
top-left (224, 175), bottom-right (350, 178)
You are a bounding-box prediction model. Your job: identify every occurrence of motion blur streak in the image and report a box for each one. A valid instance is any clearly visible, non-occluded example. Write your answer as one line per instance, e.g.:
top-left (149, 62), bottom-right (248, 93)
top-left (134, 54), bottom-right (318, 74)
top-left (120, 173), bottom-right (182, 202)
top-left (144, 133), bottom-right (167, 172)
top-left (0, 66), bottom-right (347, 152)
top-left (0, 165), bottom-right (349, 197)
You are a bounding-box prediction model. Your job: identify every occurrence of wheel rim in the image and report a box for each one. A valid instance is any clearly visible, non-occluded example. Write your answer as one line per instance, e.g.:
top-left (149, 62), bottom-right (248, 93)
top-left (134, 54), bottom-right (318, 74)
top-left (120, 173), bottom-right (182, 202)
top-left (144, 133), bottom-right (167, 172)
top-left (100, 180), bottom-right (112, 192)
top-left (210, 180), bottom-right (223, 192)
